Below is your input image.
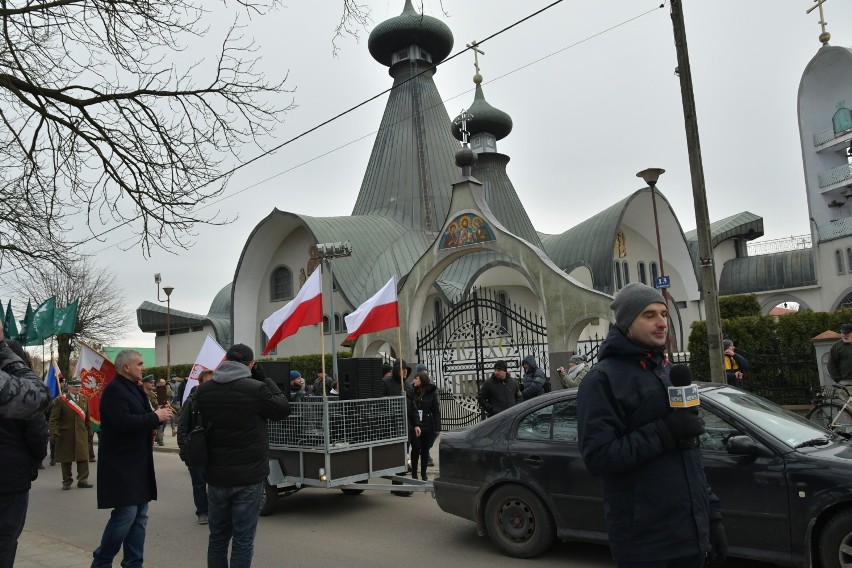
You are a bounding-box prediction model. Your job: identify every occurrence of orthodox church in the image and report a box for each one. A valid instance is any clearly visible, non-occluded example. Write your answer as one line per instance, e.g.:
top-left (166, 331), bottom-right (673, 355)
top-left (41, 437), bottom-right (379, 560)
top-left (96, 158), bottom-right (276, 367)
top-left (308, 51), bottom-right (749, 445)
top-left (137, 2), bottom-right (852, 423)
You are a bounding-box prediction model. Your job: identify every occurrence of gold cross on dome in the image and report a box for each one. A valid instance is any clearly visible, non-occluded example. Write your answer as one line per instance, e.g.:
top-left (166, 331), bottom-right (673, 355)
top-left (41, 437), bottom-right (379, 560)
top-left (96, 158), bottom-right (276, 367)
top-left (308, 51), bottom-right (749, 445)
top-left (806, 0), bottom-right (832, 44)
top-left (466, 40), bottom-right (485, 75)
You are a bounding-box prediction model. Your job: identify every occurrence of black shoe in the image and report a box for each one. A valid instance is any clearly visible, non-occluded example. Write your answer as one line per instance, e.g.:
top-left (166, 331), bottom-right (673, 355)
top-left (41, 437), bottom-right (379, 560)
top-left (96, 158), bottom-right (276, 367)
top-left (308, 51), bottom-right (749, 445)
top-left (62, 484), bottom-right (71, 491)
top-left (392, 491), bottom-right (413, 497)
top-left (78, 482), bottom-right (93, 488)
top-left (37, 463), bottom-right (45, 470)
top-left (421, 473), bottom-right (429, 481)
top-left (427, 458), bottom-right (434, 467)
top-left (49, 459), bottom-right (55, 466)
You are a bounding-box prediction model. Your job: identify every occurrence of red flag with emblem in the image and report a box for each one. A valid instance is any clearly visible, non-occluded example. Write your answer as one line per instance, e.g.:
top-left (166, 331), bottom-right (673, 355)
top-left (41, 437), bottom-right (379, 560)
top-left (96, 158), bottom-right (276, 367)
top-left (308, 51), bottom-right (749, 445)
top-left (75, 343), bottom-right (116, 427)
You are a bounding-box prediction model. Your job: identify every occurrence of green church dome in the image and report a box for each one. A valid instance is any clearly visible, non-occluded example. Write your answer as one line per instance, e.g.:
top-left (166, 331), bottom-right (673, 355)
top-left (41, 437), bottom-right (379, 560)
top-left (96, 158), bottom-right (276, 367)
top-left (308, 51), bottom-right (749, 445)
top-left (368, 0), bottom-right (454, 67)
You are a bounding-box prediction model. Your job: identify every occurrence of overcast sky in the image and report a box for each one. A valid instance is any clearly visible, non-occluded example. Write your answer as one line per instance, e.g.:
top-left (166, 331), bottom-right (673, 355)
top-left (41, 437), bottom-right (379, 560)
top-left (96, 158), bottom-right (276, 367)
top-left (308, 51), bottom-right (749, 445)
top-left (6, 1), bottom-right (852, 348)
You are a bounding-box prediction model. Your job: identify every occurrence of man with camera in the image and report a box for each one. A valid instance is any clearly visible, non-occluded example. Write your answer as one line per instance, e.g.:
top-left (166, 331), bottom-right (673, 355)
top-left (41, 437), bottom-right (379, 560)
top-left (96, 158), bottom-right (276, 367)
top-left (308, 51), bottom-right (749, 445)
top-left (195, 343), bottom-right (290, 568)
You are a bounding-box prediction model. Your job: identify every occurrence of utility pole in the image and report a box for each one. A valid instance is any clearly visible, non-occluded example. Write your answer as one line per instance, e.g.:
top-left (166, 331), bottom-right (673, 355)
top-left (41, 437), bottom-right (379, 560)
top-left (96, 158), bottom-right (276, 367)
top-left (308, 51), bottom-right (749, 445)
top-left (670, 0), bottom-right (725, 383)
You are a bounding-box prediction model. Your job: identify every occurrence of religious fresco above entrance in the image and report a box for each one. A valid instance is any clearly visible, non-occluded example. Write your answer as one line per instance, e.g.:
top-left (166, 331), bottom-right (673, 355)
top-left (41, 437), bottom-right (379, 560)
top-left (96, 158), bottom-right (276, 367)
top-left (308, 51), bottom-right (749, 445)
top-left (439, 213), bottom-right (496, 250)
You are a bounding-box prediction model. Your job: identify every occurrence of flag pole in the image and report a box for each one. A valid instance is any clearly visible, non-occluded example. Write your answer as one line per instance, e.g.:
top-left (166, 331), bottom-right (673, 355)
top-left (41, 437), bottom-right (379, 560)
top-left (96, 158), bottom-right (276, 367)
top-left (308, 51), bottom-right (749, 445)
top-left (320, 322), bottom-right (327, 395)
top-left (397, 326), bottom-right (404, 393)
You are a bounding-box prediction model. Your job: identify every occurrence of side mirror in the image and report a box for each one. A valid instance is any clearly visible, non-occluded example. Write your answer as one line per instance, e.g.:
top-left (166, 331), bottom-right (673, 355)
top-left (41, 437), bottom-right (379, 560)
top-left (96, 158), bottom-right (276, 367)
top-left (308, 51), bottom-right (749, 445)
top-left (727, 435), bottom-right (758, 456)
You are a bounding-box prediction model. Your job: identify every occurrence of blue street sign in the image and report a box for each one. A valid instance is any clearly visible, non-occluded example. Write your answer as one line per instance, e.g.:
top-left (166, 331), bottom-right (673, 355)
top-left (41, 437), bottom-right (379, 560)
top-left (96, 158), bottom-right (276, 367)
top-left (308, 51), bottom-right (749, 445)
top-left (655, 275), bottom-right (671, 290)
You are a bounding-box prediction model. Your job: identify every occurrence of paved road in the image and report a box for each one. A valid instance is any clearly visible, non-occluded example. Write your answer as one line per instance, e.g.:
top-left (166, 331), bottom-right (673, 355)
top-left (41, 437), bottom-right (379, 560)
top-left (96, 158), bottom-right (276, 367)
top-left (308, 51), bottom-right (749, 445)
top-left (21, 442), bottom-right (776, 568)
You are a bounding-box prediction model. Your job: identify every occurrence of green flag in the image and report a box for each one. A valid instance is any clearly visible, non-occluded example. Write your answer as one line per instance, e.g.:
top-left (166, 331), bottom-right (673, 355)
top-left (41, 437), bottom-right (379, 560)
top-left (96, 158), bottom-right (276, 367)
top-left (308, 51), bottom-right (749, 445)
top-left (18, 301), bottom-right (33, 344)
top-left (29, 296), bottom-right (55, 344)
top-left (3, 301), bottom-right (16, 340)
top-left (54, 299), bottom-right (79, 335)
top-left (0, 302), bottom-right (4, 335)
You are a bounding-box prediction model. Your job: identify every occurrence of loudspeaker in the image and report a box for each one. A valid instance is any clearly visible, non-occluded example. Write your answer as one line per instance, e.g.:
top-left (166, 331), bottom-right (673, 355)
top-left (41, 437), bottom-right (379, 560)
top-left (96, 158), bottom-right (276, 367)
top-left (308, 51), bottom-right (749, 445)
top-left (261, 361), bottom-right (291, 393)
top-left (338, 358), bottom-right (385, 400)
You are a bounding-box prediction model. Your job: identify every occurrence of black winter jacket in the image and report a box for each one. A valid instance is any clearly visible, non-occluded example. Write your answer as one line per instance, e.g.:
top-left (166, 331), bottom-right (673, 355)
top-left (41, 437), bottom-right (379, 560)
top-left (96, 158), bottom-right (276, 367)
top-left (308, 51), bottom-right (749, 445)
top-left (0, 413), bottom-right (48, 493)
top-left (477, 373), bottom-right (519, 417)
top-left (521, 355), bottom-right (549, 400)
top-left (195, 362), bottom-right (290, 487)
top-left (577, 327), bottom-right (716, 562)
top-left (412, 383), bottom-right (441, 433)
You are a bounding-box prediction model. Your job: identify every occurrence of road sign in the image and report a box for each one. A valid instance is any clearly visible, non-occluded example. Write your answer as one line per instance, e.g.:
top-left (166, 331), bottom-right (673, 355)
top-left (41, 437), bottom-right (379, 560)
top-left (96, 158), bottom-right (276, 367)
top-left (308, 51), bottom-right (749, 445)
top-left (655, 275), bottom-right (671, 290)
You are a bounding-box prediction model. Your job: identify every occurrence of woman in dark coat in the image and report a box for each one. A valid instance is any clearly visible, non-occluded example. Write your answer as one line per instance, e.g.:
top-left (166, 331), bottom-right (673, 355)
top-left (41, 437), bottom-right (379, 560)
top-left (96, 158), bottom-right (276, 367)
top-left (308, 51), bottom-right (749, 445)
top-left (410, 371), bottom-right (441, 481)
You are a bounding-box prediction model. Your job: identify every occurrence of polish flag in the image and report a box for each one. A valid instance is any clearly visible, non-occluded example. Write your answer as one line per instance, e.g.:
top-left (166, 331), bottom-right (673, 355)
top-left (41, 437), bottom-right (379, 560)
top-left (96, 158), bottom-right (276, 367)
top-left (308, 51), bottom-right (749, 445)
top-left (262, 267), bottom-right (323, 355)
top-left (344, 277), bottom-right (399, 342)
top-left (183, 334), bottom-right (227, 404)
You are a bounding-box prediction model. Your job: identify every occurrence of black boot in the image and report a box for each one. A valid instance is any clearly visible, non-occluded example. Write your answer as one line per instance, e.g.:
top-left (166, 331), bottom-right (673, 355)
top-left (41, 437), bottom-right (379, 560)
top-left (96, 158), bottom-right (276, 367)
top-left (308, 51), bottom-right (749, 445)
top-left (421, 470), bottom-right (428, 481)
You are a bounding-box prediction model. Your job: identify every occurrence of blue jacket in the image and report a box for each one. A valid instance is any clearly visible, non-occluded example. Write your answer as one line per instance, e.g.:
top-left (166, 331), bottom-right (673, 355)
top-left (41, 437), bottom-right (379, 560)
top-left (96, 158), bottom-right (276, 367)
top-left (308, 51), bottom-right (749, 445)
top-left (577, 327), bottom-right (715, 562)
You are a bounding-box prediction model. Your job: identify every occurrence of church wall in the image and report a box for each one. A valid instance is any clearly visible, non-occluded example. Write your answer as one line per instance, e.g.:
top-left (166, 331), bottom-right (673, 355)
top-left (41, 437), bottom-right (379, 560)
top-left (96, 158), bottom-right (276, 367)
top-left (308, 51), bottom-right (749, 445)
top-left (816, 237), bottom-right (852, 309)
top-left (154, 326), bottom-right (214, 367)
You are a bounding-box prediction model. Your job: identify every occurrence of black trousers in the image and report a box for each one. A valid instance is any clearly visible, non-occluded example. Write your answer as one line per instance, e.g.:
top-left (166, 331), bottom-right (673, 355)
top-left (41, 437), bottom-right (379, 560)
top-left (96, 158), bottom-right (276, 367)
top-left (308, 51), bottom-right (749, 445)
top-left (409, 430), bottom-right (437, 477)
top-left (0, 490), bottom-right (29, 568)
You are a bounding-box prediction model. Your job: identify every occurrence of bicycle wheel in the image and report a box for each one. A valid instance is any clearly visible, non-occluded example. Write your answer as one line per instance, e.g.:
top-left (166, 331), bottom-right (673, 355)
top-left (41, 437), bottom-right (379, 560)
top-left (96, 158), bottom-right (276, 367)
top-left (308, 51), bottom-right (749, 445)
top-left (806, 403), bottom-right (852, 430)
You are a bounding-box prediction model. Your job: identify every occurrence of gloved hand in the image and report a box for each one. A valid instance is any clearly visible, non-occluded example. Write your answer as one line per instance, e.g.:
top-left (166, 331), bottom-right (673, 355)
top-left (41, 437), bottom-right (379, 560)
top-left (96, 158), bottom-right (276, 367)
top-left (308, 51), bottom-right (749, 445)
top-left (706, 510), bottom-right (728, 567)
top-left (250, 362), bottom-right (266, 381)
top-left (657, 408), bottom-right (705, 450)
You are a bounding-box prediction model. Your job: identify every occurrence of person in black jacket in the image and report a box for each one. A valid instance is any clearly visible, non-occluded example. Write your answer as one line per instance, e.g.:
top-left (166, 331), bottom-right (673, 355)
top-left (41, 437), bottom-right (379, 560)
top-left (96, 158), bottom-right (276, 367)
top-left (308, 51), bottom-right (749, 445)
top-left (195, 343), bottom-right (290, 568)
top-left (0, 339), bottom-right (48, 567)
top-left (176, 369), bottom-right (214, 525)
top-left (520, 355), bottom-right (550, 400)
top-left (382, 361), bottom-right (408, 396)
top-left (410, 371), bottom-right (440, 481)
top-left (477, 360), bottom-right (520, 418)
top-left (577, 283), bottom-right (727, 568)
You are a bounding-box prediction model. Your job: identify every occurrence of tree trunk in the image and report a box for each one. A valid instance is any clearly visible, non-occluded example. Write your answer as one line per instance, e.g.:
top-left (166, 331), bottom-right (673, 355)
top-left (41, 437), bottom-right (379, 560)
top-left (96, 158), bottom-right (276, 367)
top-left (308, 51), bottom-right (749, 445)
top-left (57, 333), bottom-right (72, 379)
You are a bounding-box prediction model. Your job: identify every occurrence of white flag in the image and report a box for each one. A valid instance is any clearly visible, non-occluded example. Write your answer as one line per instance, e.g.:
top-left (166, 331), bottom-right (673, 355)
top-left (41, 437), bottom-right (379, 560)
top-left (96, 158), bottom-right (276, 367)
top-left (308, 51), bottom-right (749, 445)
top-left (183, 334), bottom-right (226, 404)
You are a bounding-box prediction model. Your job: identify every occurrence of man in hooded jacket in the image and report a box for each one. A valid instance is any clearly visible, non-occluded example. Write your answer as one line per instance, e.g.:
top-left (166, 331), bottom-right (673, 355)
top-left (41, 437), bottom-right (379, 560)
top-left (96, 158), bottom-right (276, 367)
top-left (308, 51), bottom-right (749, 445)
top-left (195, 343), bottom-right (290, 568)
top-left (577, 283), bottom-right (727, 568)
top-left (520, 355), bottom-right (550, 400)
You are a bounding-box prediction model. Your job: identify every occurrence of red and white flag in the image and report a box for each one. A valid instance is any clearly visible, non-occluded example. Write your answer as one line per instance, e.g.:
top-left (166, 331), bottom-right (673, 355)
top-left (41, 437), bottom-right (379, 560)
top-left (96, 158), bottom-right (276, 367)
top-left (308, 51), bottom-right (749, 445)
top-left (262, 267), bottom-right (323, 355)
top-left (344, 277), bottom-right (399, 342)
top-left (75, 343), bottom-right (117, 427)
top-left (183, 334), bottom-right (227, 404)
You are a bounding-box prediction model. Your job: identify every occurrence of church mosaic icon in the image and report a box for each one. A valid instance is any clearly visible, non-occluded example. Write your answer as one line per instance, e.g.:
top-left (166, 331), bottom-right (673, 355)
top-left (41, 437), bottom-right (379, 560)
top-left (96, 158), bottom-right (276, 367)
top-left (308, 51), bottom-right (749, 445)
top-left (439, 213), bottom-right (496, 250)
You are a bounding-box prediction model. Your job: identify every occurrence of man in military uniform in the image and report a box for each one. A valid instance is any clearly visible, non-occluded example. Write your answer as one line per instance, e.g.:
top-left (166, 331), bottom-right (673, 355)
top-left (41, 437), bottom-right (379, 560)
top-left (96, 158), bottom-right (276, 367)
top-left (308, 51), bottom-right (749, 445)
top-left (48, 378), bottom-right (93, 489)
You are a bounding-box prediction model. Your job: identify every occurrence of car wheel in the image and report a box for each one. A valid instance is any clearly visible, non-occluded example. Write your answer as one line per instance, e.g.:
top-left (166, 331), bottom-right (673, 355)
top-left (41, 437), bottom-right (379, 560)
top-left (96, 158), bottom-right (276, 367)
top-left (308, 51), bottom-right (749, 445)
top-left (259, 481), bottom-right (277, 517)
top-left (484, 485), bottom-right (555, 558)
top-left (820, 509), bottom-right (852, 568)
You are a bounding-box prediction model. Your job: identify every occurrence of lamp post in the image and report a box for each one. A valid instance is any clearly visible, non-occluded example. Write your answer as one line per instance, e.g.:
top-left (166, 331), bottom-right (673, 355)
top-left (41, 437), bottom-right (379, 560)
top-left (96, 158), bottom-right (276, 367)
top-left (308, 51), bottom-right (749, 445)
top-left (315, 242), bottom-right (353, 383)
top-left (637, 168), bottom-right (674, 356)
top-left (155, 273), bottom-right (174, 381)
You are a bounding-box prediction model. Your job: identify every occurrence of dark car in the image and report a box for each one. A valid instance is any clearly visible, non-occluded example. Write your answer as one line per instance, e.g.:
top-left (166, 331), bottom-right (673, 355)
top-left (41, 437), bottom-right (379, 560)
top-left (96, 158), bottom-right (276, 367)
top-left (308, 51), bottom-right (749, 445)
top-left (435, 383), bottom-right (852, 567)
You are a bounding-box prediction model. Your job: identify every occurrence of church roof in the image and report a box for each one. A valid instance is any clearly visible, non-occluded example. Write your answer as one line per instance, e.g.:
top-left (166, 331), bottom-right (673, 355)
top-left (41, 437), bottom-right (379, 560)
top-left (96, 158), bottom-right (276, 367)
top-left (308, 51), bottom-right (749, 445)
top-left (451, 83), bottom-right (513, 141)
top-left (718, 248), bottom-right (817, 295)
top-left (683, 211), bottom-right (764, 249)
top-left (368, 0), bottom-right (454, 67)
top-left (136, 282), bottom-right (233, 345)
top-left (434, 250), bottom-right (522, 303)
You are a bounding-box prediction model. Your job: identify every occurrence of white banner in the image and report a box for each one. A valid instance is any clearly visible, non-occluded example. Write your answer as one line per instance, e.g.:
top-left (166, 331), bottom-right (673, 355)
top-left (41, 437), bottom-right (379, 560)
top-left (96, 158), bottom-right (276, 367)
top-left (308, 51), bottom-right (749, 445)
top-left (182, 334), bottom-right (226, 404)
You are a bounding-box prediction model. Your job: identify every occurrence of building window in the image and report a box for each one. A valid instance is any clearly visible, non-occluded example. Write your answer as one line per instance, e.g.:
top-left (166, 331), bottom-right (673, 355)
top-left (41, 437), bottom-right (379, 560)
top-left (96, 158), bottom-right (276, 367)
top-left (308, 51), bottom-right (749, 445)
top-left (433, 299), bottom-right (442, 327)
top-left (650, 261), bottom-right (659, 284)
top-left (334, 314), bottom-right (342, 333)
top-left (837, 250), bottom-right (845, 275)
top-left (847, 249), bottom-right (852, 273)
top-left (342, 312), bottom-right (350, 332)
top-left (614, 261), bottom-right (623, 290)
top-left (260, 325), bottom-right (275, 356)
top-left (270, 266), bottom-right (293, 301)
top-left (497, 291), bottom-right (511, 334)
top-left (638, 261), bottom-right (647, 285)
top-left (622, 261), bottom-right (630, 285)
top-left (323, 316), bottom-right (330, 335)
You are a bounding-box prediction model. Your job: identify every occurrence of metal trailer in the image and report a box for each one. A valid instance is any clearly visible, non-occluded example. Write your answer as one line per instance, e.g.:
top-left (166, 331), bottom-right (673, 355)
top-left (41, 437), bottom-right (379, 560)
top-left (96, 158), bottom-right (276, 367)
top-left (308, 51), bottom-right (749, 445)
top-left (261, 395), bottom-right (431, 515)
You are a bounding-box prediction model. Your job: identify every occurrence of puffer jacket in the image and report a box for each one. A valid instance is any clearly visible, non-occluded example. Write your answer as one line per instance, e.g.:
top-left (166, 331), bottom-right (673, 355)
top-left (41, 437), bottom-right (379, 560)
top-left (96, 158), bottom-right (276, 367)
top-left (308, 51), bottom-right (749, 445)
top-left (412, 383), bottom-right (441, 433)
top-left (0, 413), bottom-right (48, 493)
top-left (521, 355), bottom-right (549, 400)
top-left (577, 326), bottom-right (716, 562)
top-left (195, 361), bottom-right (290, 487)
top-left (0, 340), bottom-right (50, 419)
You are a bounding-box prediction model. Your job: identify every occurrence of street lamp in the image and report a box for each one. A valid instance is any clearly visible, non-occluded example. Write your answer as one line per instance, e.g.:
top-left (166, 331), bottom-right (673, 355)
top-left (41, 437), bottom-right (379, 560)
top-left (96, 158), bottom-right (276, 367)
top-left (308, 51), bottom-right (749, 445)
top-left (155, 274), bottom-right (174, 381)
top-left (315, 242), bottom-right (353, 384)
top-left (636, 168), bottom-right (674, 356)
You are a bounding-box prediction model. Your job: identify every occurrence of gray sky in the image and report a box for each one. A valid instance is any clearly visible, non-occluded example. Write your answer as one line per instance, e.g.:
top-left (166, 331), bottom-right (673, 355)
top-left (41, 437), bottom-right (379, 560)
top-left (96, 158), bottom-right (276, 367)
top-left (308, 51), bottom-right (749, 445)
top-left (8, 1), bottom-right (852, 348)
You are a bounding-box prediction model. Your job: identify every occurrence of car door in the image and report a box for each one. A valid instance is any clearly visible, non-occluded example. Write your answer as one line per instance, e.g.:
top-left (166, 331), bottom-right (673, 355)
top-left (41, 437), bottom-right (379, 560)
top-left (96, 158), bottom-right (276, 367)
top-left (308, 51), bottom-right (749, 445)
top-left (507, 397), bottom-right (605, 534)
top-left (698, 405), bottom-right (791, 557)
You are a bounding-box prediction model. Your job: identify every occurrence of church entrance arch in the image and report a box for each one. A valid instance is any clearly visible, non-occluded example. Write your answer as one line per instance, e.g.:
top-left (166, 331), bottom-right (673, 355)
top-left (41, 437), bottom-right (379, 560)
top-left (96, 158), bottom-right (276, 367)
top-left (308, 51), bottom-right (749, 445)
top-left (415, 287), bottom-right (547, 431)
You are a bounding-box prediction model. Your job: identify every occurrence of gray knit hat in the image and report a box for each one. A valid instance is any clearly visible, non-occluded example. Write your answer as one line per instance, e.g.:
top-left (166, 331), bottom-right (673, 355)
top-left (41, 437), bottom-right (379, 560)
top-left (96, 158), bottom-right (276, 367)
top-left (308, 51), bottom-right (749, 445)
top-left (610, 283), bottom-right (666, 332)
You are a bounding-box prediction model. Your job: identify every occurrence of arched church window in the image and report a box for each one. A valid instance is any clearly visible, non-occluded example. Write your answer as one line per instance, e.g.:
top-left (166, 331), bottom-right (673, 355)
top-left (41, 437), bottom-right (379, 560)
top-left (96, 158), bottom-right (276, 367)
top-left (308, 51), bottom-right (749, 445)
top-left (833, 102), bottom-right (852, 135)
top-left (840, 292), bottom-right (852, 310)
top-left (334, 314), bottom-right (341, 333)
top-left (650, 261), bottom-right (659, 284)
top-left (433, 299), bottom-right (442, 327)
top-left (837, 250), bottom-right (846, 275)
top-left (342, 312), bottom-right (350, 333)
top-left (270, 266), bottom-right (293, 302)
top-left (614, 261), bottom-right (623, 290)
top-left (847, 248), bottom-right (852, 273)
top-left (638, 261), bottom-right (647, 285)
top-left (323, 316), bottom-right (330, 335)
top-left (622, 261), bottom-right (630, 285)
top-left (497, 291), bottom-right (511, 334)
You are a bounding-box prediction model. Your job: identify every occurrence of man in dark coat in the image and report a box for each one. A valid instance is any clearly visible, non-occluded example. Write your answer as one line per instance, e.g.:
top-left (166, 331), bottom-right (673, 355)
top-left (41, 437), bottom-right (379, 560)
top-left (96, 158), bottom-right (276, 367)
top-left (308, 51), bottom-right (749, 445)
top-left (195, 344), bottom-right (290, 568)
top-left (48, 378), bottom-right (92, 489)
top-left (0, 330), bottom-right (50, 420)
top-left (520, 355), bottom-right (550, 400)
top-left (91, 349), bottom-right (173, 568)
top-left (477, 360), bottom-right (521, 418)
top-left (577, 283), bottom-right (727, 568)
top-left (0, 339), bottom-right (48, 567)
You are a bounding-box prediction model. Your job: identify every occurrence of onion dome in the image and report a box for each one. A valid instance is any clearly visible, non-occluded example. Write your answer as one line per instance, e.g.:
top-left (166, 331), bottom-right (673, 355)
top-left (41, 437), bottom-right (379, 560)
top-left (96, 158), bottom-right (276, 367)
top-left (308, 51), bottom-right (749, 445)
top-left (452, 79), bottom-right (513, 142)
top-left (455, 145), bottom-right (478, 175)
top-left (368, 0), bottom-right (454, 67)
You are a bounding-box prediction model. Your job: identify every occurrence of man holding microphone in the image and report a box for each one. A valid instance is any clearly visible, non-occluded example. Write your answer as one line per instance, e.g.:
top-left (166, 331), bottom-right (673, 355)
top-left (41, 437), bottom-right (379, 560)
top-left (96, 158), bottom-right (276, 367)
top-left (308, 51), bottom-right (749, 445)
top-left (577, 283), bottom-right (726, 568)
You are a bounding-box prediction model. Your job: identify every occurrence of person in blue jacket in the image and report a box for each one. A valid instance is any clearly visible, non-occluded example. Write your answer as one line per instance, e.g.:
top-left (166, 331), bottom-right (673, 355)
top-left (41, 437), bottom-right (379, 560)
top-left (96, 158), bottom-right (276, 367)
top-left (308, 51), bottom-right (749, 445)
top-left (577, 283), bottom-right (727, 568)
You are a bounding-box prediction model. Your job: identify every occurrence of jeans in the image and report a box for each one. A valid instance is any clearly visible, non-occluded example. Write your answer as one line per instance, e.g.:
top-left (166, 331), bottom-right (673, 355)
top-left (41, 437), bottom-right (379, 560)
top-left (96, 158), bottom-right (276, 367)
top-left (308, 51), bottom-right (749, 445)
top-left (0, 490), bottom-right (29, 568)
top-left (91, 503), bottom-right (148, 568)
top-left (617, 554), bottom-right (705, 568)
top-left (207, 482), bottom-right (263, 568)
top-left (189, 466), bottom-right (208, 516)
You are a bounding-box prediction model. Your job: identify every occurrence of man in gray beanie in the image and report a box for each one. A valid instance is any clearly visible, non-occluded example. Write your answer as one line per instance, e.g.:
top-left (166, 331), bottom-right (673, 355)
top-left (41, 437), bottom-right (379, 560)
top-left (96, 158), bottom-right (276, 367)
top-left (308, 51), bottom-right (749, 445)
top-left (576, 282), bottom-right (727, 567)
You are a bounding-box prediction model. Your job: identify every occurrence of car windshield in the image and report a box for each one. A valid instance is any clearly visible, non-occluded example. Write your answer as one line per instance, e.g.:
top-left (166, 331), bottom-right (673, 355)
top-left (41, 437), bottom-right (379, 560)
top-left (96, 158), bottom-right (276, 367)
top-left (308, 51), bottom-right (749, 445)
top-left (704, 386), bottom-right (836, 449)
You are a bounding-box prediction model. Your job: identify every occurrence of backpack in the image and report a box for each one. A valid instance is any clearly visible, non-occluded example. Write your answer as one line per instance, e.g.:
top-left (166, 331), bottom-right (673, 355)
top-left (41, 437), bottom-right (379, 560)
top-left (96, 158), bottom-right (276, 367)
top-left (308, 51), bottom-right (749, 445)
top-left (182, 396), bottom-right (208, 467)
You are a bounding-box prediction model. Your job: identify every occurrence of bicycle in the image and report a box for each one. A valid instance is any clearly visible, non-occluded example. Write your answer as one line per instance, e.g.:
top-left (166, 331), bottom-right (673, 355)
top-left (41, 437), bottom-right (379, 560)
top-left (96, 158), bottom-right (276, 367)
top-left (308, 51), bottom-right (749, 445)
top-left (805, 383), bottom-right (852, 432)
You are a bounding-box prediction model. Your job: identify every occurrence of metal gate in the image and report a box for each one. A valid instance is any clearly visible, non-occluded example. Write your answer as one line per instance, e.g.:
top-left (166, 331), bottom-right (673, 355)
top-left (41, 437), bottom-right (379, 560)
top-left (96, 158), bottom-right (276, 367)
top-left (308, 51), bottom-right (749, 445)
top-left (415, 288), bottom-right (548, 430)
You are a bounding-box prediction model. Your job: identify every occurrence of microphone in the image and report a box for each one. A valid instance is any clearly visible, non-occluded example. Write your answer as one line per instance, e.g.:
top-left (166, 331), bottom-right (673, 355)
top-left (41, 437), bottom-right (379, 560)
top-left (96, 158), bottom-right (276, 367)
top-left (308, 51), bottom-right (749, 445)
top-left (668, 364), bottom-right (699, 408)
